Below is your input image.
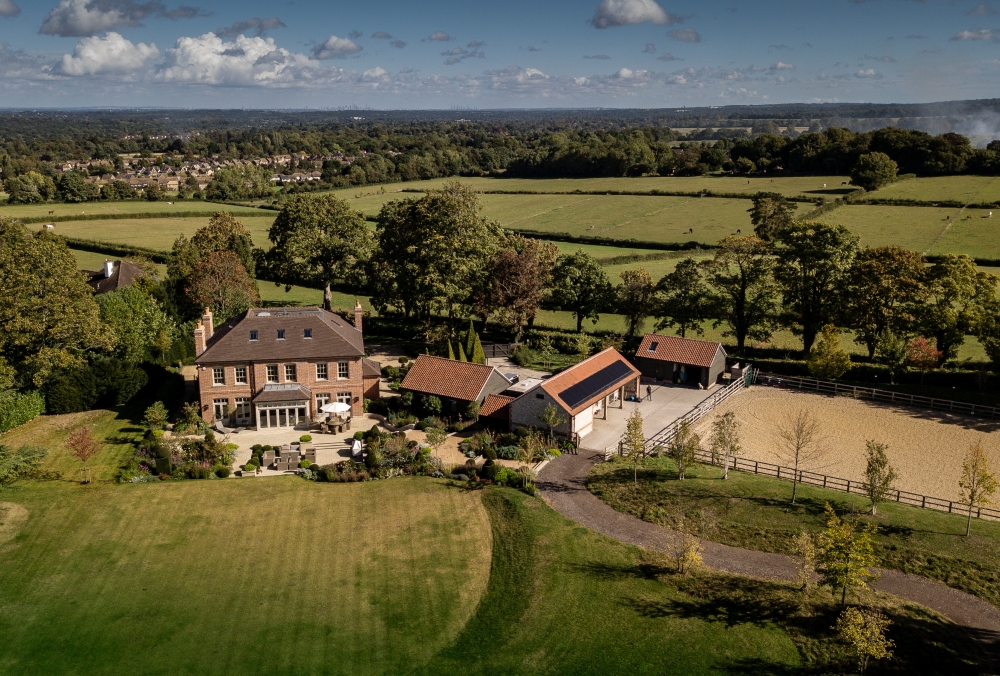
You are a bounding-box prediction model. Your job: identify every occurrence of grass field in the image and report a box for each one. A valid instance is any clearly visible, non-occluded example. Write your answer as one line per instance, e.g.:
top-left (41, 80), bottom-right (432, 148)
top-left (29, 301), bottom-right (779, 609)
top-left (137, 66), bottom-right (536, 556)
top-left (867, 175), bottom-right (1000, 204)
top-left (928, 214), bottom-right (1000, 260)
top-left (815, 204), bottom-right (958, 252)
top-left (0, 199), bottom-right (242, 221)
top-left (34, 215), bottom-right (277, 250)
top-left (590, 455), bottom-right (1000, 609)
top-left (0, 399), bottom-right (986, 674)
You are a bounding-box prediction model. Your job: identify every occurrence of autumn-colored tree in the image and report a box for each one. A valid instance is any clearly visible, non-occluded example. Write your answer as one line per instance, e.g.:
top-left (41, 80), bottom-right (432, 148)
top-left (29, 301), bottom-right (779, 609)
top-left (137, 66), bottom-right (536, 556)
top-left (958, 444), bottom-right (998, 537)
top-left (816, 503), bottom-right (879, 607)
top-left (835, 607), bottom-right (894, 675)
top-left (919, 254), bottom-right (996, 363)
top-left (708, 411), bottom-right (741, 479)
top-left (473, 236), bottom-right (558, 339)
top-left (188, 250), bottom-right (261, 322)
top-left (905, 335), bottom-right (941, 385)
top-left (807, 324), bottom-right (852, 380)
top-left (620, 406), bottom-right (645, 484)
top-left (68, 426), bottom-right (101, 484)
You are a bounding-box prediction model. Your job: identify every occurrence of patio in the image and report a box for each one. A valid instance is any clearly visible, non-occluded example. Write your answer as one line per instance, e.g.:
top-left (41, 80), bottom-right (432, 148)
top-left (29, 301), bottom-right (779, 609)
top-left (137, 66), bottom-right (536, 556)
top-left (220, 414), bottom-right (387, 476)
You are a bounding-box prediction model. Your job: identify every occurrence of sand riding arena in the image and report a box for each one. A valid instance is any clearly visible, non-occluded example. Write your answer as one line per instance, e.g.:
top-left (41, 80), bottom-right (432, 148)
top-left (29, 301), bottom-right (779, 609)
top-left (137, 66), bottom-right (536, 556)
top-left (692, 387), bottom-right (1000, 503)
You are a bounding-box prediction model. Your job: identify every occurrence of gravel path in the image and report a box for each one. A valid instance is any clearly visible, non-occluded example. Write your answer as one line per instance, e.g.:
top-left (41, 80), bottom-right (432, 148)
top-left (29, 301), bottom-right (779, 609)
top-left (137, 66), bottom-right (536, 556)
top-left (537, 450), bottom-right (1000, 667)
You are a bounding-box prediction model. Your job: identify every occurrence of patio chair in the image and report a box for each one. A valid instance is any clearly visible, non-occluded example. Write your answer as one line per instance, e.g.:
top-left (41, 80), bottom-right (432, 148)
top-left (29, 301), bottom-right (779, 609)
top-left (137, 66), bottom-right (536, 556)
top-left (214, 420), bottom-right (227, 436)
top-left (262, 450), bottom-right (276, 462)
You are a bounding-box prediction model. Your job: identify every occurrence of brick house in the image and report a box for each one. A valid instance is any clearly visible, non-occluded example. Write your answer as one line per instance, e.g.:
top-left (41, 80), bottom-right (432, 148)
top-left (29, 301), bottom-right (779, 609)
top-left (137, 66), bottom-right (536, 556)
top-left (193, 303), bottom-right (380, 429)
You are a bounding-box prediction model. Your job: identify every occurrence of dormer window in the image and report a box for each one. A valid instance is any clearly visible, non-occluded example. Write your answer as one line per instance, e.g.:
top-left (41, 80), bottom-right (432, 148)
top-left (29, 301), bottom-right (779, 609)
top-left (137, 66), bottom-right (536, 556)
top-left (277, 329), bottom-right (285, 340)
top-left (649, 341), bottom-right (658, 351)
top-left (303, 328), bottom-right (312, 339)
top-left (249, 330), bottom-right (258, 341)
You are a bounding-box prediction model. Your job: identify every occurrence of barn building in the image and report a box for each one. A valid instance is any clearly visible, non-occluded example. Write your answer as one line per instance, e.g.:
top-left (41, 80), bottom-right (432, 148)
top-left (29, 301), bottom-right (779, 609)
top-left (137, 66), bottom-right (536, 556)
top-left (634, 333), bottom-right (727, 389)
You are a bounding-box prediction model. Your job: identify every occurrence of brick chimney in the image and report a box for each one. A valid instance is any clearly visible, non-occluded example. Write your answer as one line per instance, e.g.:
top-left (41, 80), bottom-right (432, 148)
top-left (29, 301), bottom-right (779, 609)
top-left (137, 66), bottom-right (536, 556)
top-left (103, 259), bottom-right (115, 278)
top-left (354, 299), bottom-right (363, 333)
top-left (201, 307), bottom-right (214, 340)
top-left (194, 322), bottom-right (206, 356)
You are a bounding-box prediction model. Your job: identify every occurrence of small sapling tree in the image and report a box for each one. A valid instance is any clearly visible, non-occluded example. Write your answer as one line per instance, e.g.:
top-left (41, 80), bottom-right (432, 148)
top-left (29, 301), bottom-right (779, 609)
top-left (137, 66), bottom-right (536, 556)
top-left (777, 409), bottom-right (826, 504)
top-left (816, 503), bottom-right (879, 607)
top-left (834, 606), bottom-right (894, 676)
top-left (862, 440), bottom-right (898, 516)
top-left (807, 324), bottom-right (852, 380)
top-left (669, 420), bottom-right (700, 480)
top-left (958, 443), bottom-right (998, 537)
top-left (68, 426), bottom-right (100, 484)
top-left (620, 406), bottom-right (645, 484)
top-left (906, 335), bottom-right (941, 385)
top-left (424, 426), bottom-right (448, 460)
top-left (538, 403), bottom-right (567, 445)
top-left (708, 411), bottom-right (741, 479)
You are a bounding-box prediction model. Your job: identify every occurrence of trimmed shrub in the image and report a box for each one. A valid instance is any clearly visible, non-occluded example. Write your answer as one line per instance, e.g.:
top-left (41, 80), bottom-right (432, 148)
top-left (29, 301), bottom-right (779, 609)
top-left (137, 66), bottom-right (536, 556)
top-left (187, 466), bottom-right (212, 479)
top-left (299, 435), bottom-right (312, 443)
top-left (480, 459), bottom-right (498, 481)
top-left (353, 431), bottom-right (364, 441)
top-left (299, 459), bottom-right (312, 469)
top-left (0, 390), bottom-right (45, 433)
top-left (215, 466), bottom-right (231, 478)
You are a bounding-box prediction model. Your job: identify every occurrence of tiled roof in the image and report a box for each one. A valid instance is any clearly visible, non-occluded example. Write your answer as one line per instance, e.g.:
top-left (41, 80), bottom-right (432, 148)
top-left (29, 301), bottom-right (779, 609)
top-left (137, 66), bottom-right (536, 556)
top-left (362, 358), bottom-right (381, 378)
top-left (636, 333), bottom-right (725, 368)
top-left (196, 307), bottom-right (363, 364)
top-left (540, 348), bottom-right (641, 416)
top-left (252, 384), bottom-right (312, 403)
top-left (85, 260), bottom-right (145, 295)
top-left (480, 393), bottom-right (514, 419)
top-left (400, 355), bottom-right (499, 402)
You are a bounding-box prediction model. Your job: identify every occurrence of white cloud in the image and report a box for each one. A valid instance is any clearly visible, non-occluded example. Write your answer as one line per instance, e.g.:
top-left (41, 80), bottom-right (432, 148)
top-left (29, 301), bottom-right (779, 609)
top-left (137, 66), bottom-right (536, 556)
top-left (854, 68), bottom-right (882, 78)
top-left (40, 0), bottom-right (204, 37)
top-left (952, 29), bottom-right (996, 41)
top-left (590, 0), bottom-right (681, 28)
top-left (967, 3), bottom-right (997, 16)
top-left (312, 35), bottom-right (362, 59)
top-left (156, 33), bottom-right (329, 86)
top-left (770, 61), bottom-right (794, 70)
top-left (426, 31), bottom-right (451, 41)
top-left (668, 28), bottom-right (700, 43)
top-left (59, 32), bottom-right (159, 76)
top-left (0, 0), bottom-right (20, 18)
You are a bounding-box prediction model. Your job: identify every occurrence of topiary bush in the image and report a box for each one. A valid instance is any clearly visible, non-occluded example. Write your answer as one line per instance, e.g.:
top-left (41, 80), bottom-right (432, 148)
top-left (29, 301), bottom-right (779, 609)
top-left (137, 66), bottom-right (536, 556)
top-left (299, 459), bottom-right (312, 469)
top-left (480, 459), bottom-right (498, 481)
top-left (215, 466), bottom-right (231, 478)
top-left (299, 435), bottom-right (312, 443)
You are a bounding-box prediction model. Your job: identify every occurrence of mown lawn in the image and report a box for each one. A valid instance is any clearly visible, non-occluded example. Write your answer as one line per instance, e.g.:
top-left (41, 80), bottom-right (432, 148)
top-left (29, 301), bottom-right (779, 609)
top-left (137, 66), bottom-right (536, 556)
top-left (589, 456), bottom-right (1000, 609)
top-left (867, 175), bottom-right (1000, 204)
top-left (31, 215), bottom-right (277, 251)
top-left (0, 199), bottom-right (238, 221)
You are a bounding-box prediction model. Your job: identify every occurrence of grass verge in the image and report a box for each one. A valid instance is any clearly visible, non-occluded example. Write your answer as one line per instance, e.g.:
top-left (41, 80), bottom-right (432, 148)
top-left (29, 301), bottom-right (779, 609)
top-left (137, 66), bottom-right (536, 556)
top-left (589, 456), bottom-right (1000, 609)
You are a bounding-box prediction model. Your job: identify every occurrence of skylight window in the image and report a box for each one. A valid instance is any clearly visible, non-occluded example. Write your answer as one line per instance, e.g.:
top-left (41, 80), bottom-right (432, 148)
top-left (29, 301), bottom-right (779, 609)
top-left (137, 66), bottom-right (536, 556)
top-left (277, 329), bottom-right (285, 340)
top-left (303, 328), bottom-right (312, 339)
top-left (649, 341), bottom-right (658, 351)
top-left (249, 330), bottom-right (258, 341)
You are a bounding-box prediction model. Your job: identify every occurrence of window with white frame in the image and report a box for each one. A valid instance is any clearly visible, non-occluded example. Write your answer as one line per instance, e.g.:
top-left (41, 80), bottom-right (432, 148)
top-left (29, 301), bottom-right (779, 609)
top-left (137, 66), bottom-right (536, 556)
top-left (234, 366), bottom-right (248, 384)
top-left (337, 392), bottom-right (352, 405)
top-left (212, 367), bottom-right (225, 386)
top-left (337, 361), bottom-right (349, 379)
top-left (285, 364), bottom-right (297, 382)
top-left (266, 364), bottom-right (279, 383)
top-left (234, 397), bottom-right (251, 422)
top-left (316, 362), bottom-right (328, 380)
top-left (315, 393), bottom-right (331, 411)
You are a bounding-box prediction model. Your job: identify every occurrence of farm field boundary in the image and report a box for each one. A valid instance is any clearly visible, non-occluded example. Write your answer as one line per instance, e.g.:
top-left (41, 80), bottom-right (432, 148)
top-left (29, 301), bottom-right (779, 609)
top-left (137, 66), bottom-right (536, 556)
top-left (754, 371), bottom-right (1000, 420)
top-left (402, 187), bottom-right (822, 202)
top-left (685, 447), bottom-right (1000, 522)
top-left (18, 209), bottom-right (264, 225)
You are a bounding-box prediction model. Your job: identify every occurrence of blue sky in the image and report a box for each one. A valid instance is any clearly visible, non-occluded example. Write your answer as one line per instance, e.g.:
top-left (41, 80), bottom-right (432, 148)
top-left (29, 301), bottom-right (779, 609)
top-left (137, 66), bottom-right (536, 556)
top-left (0, 0), bottom-right (998, 108)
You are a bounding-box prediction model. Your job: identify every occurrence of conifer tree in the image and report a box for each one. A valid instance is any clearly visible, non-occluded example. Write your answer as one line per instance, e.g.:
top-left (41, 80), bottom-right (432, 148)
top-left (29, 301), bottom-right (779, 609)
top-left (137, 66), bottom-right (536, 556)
top-left (465, 318), bottom-right (476, 358)
top-left (471, 331), bottom-right (487, 364)
top-left (447, 340), bottom-right (455, 360)
top-left (458, 341), bottom-right (468, 362)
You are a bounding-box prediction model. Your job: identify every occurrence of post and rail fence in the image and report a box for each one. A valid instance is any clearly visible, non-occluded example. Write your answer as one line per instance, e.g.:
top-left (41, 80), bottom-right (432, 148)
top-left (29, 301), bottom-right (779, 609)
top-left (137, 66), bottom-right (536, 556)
top-left (755, 372), bottom-right (1000, 420)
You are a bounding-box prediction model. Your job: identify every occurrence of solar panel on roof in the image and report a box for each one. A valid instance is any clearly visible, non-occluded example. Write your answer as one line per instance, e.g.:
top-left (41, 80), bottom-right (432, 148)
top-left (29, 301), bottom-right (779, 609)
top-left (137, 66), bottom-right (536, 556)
top-left (558, 360), bottom-right (634, 410)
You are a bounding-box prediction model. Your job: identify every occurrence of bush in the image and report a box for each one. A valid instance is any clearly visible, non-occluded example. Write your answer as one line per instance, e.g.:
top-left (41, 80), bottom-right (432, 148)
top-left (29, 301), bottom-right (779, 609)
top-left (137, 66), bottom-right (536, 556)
top-left (496, 445), bottom-right (520, 460)
top-left (299, 435), bottom-right (312, 443)
top-left (215, 466), bottom-right (231, 478)
top-left (143, 401), bottom-right (169, 431)
top-left (299, 459), bottom-right (312, 469)
top-left (424, 395), bottom-right (442, 416)
top-left (353, 431), bottom-right (364, 441)
top-left (187, 466), bottom-right (212, 479)
top-left (480, 459), bottom-right (498, 481)
top-left (0, 390), bottom-right (45, 433)
top-left (399, 357), bottom-right (409, 365)
top-left (495, 467), bottom-right (523, 487)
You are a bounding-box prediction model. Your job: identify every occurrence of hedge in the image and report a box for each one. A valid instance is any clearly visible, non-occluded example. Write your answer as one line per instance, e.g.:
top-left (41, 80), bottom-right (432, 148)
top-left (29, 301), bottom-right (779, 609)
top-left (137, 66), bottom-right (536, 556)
top-left (0, 390), bottom-right (45, 433)
top-left (747, 357), bottom-right (996, 390)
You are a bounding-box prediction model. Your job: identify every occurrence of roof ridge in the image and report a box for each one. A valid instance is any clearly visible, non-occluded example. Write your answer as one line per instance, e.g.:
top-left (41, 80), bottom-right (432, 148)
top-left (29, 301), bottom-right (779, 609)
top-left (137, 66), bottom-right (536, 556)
top-left (546, 346), bottom-right (617, 382)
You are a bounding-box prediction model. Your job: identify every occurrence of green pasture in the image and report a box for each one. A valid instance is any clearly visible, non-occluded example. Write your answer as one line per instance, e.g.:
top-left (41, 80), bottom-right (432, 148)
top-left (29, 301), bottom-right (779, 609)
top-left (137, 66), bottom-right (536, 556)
top-left (601, 252), bottom-right (713, 283)
top-left (0, 399), bottom-right (986, 674)
top-left (867, 175), bottom-right (1000, 204)
top-left (928, 213), bottom-right (1000, 260)
top-left (33, 215), bottom-right (276, 251)
top-left (817, 204), bottom-right (958, 252)
top-left (0, 199), bottom-right (235, 221)
top-left (590, 455), bottom-right (1000, 609)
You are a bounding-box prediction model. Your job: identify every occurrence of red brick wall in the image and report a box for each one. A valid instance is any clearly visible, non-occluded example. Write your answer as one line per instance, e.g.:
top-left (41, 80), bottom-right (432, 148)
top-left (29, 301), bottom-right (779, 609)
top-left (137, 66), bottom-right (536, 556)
top-left (197, 356), bottom-right (366, 425)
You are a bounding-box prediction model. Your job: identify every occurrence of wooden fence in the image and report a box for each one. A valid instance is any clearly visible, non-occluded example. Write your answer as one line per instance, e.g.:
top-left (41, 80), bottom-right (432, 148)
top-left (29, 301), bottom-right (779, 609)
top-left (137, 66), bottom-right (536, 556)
top-left (482, 343), bottom-right (519, 359)
top-left (690, 448), bottom-right (1000, 522)
top-left (755, 372), bottom-right (1000, 420)
top-left (607, 366), bottom-right (754, 460)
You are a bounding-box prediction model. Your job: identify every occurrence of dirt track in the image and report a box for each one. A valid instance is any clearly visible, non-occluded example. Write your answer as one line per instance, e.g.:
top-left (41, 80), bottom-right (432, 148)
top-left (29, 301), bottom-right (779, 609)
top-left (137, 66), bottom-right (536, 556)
top-left (692, 387), bottom-right (1000, 503)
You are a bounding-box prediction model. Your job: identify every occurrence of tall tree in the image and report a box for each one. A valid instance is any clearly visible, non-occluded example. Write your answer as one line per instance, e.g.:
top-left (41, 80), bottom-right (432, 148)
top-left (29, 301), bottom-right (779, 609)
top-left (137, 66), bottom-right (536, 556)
top-left (550, 251), bottom-right (613, 333)
top-left (959, 444), bottom-right (998, 537)
top-left (0, 219), bottom-right (109, 387)
top-left (192, 212), bottom-right (257, 278)
top-left (919, 254), bottom-right (995, 363)
top-left (370, 182), bottom-right (502, 321)
top-left (656, 258), bottom-right (710, 338)
top-left (188, 251), bottom-right (260, 322)
top-left (617, 268), bottom-right (656, 340)
top-left (774, 222), bottom-right (859, 354)
top-left (706, 236), bottom-right (780, 349)
top-left (264, 194), bottom-right (373, 311)
top-left (747, 191), bottom-right (795, 241)
top-left (850, 151), bottom-right (898, 191)
top-left (96, 285), bottom-right (174, 364)
top-left (473, 237), bottom-right (557, 339)
top-left (807, 324), bottom-right (852, 380)
top-left (845, 246), bottom-right (925, 358)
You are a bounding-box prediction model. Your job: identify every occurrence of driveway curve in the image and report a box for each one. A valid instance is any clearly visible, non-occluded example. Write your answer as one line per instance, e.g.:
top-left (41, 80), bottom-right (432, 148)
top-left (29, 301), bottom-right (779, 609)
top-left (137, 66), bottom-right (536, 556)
top-left (536, 450), bottom-right (1000, 666)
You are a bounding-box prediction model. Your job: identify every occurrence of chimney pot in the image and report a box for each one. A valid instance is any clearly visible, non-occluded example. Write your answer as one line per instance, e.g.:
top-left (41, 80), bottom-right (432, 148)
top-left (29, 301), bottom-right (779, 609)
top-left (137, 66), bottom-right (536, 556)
top-left (202, 307), bottom-right (214, 340)
top-left (354, 299), bottom-right (363, 333)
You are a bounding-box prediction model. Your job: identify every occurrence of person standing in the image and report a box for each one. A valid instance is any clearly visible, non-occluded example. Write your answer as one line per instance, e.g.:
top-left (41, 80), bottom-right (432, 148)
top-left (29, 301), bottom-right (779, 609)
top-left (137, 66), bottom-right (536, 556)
top-left (646, 385), bottom-right (652, 401)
